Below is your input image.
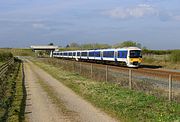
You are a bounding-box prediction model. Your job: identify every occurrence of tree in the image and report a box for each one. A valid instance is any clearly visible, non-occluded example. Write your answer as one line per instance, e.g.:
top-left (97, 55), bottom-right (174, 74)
top-left (114, 41), bottom-right (141, 48)
top-left (70, 42), bottom-right (79, 47)
top-left (48, 43), bottom-right (54, 46)
top-left (66, 44), bottom-right (70, 48)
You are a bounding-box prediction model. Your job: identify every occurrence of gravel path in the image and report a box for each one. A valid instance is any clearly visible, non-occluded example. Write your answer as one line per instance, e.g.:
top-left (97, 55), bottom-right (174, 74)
top-left (24, 59), bottom-right (118, 122)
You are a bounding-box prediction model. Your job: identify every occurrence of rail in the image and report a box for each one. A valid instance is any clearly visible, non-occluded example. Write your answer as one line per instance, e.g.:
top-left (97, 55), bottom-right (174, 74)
top-left (0, 58), bottom-right (14, 76)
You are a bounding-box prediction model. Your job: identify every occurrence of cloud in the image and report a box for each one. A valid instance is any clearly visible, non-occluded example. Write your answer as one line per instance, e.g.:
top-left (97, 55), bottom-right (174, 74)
top-left (157, 10), bottom-right (180, 22)
top-left (172, 15), bottom-right (180, 21)
top-left (104, 4), bottom-right (180, 22)
top-left (32, 23), bottom-right (46, 29)
top-left (105, 4), bottom-right (158, 19)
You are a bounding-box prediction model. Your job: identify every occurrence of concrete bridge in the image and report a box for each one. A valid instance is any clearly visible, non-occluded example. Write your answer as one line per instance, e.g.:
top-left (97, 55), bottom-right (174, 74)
top-left (30, 45), bottom-right (59, 57)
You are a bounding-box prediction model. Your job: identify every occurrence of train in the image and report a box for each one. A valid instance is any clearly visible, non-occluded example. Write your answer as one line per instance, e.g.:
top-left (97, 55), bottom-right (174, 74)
top-left (53, 47), bottom-right (142, 67)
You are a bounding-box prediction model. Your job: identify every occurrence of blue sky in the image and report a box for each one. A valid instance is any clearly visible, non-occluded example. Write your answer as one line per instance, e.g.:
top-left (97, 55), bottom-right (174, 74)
top-left (0, 0), bottom-right (180, 49)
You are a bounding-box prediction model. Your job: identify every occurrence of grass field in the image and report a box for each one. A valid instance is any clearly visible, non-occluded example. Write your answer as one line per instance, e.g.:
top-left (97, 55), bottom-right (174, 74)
top-left (31, 58), bottom-right (180, 122)
top-left (143, 54), bottom-right (180, 69)
top-left (0, 48), bottom-right (34, 57)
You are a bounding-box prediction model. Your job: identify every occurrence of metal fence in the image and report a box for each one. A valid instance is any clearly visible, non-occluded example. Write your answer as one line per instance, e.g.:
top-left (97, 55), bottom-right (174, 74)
top-left (42, 58), bottom-right (180, 102)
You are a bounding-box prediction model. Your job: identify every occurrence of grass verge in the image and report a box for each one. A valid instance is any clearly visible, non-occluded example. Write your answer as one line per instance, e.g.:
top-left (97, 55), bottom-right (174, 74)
top-left (7, 61), bottom-right (26, 122)
top-left (32, 59), bottom-right (180, 122)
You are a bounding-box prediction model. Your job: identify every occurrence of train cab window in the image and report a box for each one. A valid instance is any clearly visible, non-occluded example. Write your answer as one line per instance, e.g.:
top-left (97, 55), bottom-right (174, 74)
top-left (130, 50), bottom-right (142, 58)
top-left (103, 51), bottom-right (114, 58)
top-left (81, 52), bottom-right (87, 56)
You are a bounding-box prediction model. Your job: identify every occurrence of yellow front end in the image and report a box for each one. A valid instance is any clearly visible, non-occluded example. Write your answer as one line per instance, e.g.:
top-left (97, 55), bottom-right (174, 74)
top-left (130, 58), bottom-right (142, 65)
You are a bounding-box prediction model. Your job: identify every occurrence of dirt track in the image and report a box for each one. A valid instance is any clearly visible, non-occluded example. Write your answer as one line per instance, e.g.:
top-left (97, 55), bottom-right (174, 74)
top-left (24, 59), bottom-right (117, 122)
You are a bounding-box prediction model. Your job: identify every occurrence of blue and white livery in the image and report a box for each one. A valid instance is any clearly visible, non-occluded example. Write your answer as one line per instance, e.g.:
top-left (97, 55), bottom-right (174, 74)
top-left (53, 47), bottom-right (142, 67)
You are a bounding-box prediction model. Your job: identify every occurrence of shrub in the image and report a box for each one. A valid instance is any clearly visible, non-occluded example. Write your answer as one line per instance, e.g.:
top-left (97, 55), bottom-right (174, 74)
top-left (170, 50), bottom-right (180, 63)
top-left (0, 52), bottom-right (13, 62)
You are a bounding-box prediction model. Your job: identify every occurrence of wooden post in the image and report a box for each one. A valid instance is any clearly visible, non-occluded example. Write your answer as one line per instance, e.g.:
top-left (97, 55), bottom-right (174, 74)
top-left (106, 65), bottom-right (108, 82)
top-left (129, 69), bottom-right (132, 89)
top-left (80, 62), bottom-right (82, 74)
top-left (73, 62), bottom-right (75, 72)
top-left (169, 74), bottom-right (172, 101)
top-left (91, 64), bottom-right (93, 79)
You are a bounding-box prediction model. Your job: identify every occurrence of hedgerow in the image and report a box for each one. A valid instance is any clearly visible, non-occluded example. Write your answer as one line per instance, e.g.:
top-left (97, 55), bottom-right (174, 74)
top-left (0, 52), bottom-right (13, 62)
top-left (170, 50), bottom-right (180, 63)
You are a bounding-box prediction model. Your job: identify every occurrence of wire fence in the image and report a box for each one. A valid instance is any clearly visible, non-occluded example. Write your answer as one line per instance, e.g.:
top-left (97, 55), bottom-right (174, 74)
top-left (41, 58), bottom-right (180, 102)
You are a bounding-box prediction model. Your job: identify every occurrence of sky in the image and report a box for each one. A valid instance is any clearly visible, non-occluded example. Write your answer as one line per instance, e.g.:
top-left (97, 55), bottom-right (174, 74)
top-left (0, 0), bottom-right (180, 49)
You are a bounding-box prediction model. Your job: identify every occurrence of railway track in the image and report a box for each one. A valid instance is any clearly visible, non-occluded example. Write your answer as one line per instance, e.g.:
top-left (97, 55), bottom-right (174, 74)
top-left (77, 60), bottom-right (180, 79)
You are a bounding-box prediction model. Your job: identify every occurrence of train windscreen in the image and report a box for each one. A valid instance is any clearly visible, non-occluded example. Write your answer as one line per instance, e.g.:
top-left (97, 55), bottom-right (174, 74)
top-left (129, 50), bottom-right (142, 58)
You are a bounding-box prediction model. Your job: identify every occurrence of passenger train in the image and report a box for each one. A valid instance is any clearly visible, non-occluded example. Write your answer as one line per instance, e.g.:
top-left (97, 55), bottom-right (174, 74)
top-left (53, 47), bottom-right (142, 67)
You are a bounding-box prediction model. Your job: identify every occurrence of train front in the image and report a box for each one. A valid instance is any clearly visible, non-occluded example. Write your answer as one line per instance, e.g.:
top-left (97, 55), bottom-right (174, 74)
top-left (127, 48), bottom-right (142, 67)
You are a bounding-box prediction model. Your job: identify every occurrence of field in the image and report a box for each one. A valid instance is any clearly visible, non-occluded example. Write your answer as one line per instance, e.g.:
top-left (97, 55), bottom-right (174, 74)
top-left (30, 57), bottom-right (180, 122)
top-left (143, 54), bottom-right (180, 69)
top-left (0, 48), bottom-right (35, 57)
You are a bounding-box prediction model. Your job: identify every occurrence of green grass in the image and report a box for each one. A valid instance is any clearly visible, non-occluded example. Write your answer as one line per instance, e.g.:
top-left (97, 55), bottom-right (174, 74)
top-left (0, 61), bottom-right (3, 66)
top-left (142, 54), bottom-right (180, 69)
top-left (7, 62), bottom-right (26, 122)
top-left (0, 48), bottom-right (34, 57)
top-left (31, 59), bottom-right (180, 122)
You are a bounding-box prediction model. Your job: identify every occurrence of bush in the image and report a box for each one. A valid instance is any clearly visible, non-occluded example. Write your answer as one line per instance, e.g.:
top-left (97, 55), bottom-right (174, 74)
top-left (170, 50), bottom-right (180, 63)
top-left (0, 52), bottom-right (13, 62)
top-left (142, 49), bottom-right (172, 55)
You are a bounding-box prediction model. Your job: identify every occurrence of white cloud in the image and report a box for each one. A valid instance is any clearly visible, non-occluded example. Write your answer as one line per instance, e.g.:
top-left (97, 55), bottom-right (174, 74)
top-left (32, 23), bottom-right (47, 29)
top-left (32, 23), bottom-right (45, 28)
top-left (173, 15), bottom-right (180, 21)
top-left (105, 4), bottom-right (158, 19)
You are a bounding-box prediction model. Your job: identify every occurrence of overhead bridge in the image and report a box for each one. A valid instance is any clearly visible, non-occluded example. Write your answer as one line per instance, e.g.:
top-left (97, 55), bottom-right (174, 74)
top-left (30, 45), bottom-right (59, 57)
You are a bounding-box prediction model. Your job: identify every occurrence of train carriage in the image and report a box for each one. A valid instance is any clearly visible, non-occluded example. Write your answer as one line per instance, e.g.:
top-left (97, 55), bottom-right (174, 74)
top-left (53, 47), bottom-right (142, 67)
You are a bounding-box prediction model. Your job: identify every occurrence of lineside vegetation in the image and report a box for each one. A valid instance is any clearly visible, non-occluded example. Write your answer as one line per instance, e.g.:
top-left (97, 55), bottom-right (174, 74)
top-left (0, 48), bottom-right (34, 57)
top-left (31, 58), bottom-right (180, 122)
top-left (0, 52), bottom-right (13, 62)
top-left (0, 53), bottom-right (25, 121)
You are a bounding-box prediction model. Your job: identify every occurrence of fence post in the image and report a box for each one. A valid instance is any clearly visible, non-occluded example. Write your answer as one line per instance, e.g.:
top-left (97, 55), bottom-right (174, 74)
top-left (80, 62), bottom-right (82, 74)
top-left (169, 74), bottom-right (172, 101)
top-left (106, 65), bottom-right (108, 82)
top-left (73, 62), bottom-right (75, 72)
top-left (91, 64), bottom-right (93, 79)
top-left (129, 69), bottom-right (132, 89)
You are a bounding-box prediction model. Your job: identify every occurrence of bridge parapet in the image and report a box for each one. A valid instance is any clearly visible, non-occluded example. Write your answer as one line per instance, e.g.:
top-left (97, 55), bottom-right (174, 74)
top-left (30, 45), bottom-right (59, 57)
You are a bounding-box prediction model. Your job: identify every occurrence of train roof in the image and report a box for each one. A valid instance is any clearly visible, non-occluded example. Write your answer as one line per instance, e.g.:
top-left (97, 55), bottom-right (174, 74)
top-left (116, 47), bottom-right (141, 50)
top-left (54, 47), bottom-right (141, 53)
